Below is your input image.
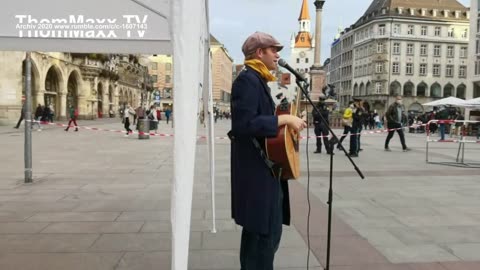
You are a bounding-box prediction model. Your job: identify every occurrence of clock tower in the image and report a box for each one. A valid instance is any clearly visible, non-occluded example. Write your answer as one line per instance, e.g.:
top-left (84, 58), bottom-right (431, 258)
top-left (286, 0), bottom-right (315, 100)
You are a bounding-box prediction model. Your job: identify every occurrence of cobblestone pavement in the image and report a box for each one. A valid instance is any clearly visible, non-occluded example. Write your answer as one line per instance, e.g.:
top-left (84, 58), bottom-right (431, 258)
top-left (0, 118), bottom-right (479, 269)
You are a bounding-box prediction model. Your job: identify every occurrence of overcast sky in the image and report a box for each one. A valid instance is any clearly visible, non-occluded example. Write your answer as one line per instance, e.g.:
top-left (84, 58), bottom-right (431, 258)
top-left (210, 0), bottom-right (470, 64)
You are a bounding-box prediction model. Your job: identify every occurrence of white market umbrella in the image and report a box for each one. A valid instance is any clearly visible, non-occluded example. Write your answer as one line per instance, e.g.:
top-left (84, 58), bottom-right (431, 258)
top-left (422, 96), bottom-right (467, 107)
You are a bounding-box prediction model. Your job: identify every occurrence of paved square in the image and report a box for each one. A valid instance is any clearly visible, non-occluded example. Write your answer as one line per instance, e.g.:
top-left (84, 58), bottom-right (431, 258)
top-left (0, 118), bottom-right (479, 269)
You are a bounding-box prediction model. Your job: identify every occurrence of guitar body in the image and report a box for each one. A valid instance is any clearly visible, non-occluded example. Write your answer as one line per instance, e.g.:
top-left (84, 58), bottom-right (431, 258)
top-left (265, 102), bottom-right (300, 180)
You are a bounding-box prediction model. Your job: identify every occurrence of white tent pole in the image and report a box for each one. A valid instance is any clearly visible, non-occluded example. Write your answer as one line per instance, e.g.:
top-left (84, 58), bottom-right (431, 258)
top-left (170, 0), bottom-right (206, 269)
top-left (203, 0), bottom-right (216, 234)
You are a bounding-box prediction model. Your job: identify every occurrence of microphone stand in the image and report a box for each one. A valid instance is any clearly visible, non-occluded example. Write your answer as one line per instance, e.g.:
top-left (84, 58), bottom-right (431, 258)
top-left (295, 79), bottom-right (365, 270)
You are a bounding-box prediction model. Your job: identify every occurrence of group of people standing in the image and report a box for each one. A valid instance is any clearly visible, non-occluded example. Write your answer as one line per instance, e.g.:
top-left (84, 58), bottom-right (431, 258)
top-left (312, 95), bottom-right (411, 158)
top-left (14, 103), bottom-right (55, 130)
top-left (121, 104), bottom-right (172, 136)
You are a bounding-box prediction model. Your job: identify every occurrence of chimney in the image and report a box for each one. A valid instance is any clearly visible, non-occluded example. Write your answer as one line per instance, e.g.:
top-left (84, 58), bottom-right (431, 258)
top-left (421, 8), bottom-right (426, 16)
top-left (455, 10), bottom-right (460, 18)
top-left (410, 8), bottom-right (415, 16)
top-left (467, 11), bottom-right (470, 19)
top-left (398, 7), bottom-right (403, 14)
top-left (444, 10), bottom-right (449, 18)
top-left (433, 9), bottom-right (438, 17)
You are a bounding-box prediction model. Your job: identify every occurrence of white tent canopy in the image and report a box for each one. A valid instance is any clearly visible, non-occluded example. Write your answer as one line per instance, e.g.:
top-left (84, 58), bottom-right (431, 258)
top-left (1, 1), bottom-right (214, 269)
top-left (464, 97), bottom-right (480, 107)
top-left (422, 96), bottom-right (467, 107)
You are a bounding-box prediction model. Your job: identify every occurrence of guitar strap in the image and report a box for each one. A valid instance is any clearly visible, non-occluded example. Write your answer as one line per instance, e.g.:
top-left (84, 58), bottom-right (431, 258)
top-left (227, 131), bottom-right (282, 180)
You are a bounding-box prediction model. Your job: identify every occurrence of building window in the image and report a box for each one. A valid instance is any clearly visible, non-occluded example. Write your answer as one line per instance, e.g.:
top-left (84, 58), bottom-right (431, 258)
top-left (434, 45), bottom-right (441, 57)
top-left (152, 75), bottom-right (158, 82)
top-left (376, 62), bottom-right (383, 73)
top-left (434, 26), bottom-right (441, 36)
top-left (406, 63), bottom-right (413, 75)
top-left (377, 43), bottom-right (384, 53)
top-left (305, 58), bottom-right (309, 63)
top-left (375, 82), bottom-right (382, 94)
top-left (379, 24), bottom-right (386, 35)
top-left (393, 43), bottom-right (400, 54)
top-left (433, 64), bottom-right (441, 76)
top-left (166, 63), bottom-right (172, 70)
top-left (407, 25), bottom-right (414, 35)
top-left (477, 40), bottom-right (480, 54)
top-left (446, 65), bottom-right (454, 77)
top-left (476, 60), bottom-right (480, 75)
top-left (460, 47), bottom-right (467, 58)
top-left (447, 46), bottom-right (454, 57)
top-left (448, 28), bottom-right (454, 37)
top-left (477, 19), bottom-right (480, 33)
top-left (419, 63), bottom-right (427, 76)
top-left (392, 62), bottom-right (400, 74)
top-left (151, 63), bottom-right (158, 70)
top-left (296, 58), bottom-right (300, 63)
top-left (462, 29), bottom-right (468, 38)
top-left (459, 65), bottom-right (466, 78)
top-left (393, 24), bottom-right (401, 34)
top-left (421, 26), bottom-right (427, 36)
top-left (407, 43), bottom-right (414, 55)
top-left (165, 75), bottom-right (171, 83)
top-left (420, 44), bottom-right (427, 56)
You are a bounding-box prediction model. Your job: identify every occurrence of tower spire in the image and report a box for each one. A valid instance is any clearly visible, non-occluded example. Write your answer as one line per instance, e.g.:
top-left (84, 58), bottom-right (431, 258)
top-left (298, 0), bottom-right (311, 21)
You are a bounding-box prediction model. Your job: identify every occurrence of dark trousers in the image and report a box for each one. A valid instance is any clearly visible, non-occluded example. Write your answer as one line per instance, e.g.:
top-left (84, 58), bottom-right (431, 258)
top-left (385, 122), bottom-right (407, 149)
top-left (349, 127), bottom-right (359, 154)
top-left (439, 123), bottom-right (446, 140)
top-left (124, 117), bottom-right (132, 134)
top-left (166, 116), bottom-right (170, 124)
top-left (240, 181), bottom-right (283, 270)
top-left (314, 125), bottom-right (330, 153)
top-left (15, 114), bottom-right (24, 128)
top-left (337, 126), bottom-right (351, 149)
top-left (66, 118), bottom-right (78, 130)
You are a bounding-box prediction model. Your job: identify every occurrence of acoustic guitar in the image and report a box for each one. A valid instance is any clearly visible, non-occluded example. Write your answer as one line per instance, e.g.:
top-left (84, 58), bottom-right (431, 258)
top-left (265, 88), bottom-right (302, 180)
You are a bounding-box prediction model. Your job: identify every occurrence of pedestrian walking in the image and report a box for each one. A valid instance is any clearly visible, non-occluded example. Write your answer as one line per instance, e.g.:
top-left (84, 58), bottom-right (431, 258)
top-left (14, 102), bottom-right (26, 129)
top-left (384, 95), bottom-right (411, 152)
top-left (165, 107), bottom-right (172, 124)
top-left (64, 105), bottom-right (79, 132)
top-left (124, 105), bottom-right (134, 136)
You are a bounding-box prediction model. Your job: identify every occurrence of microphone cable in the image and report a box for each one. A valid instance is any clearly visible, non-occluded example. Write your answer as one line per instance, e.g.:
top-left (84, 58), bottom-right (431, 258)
top-left (303, 101), bottom-right (312, 270)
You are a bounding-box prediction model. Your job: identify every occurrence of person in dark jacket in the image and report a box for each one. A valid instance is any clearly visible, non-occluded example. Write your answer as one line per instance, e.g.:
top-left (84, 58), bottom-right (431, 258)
top-left (312, 95), bottom-right (332, 154)
top-left (14, 102), bottom-right (26, 129)
top-left (349, 97), bottom-right (364, 157)
top-left (384, 95), bottom-right (410, 151)
top-left (230, 32), bottom-right (306, 270)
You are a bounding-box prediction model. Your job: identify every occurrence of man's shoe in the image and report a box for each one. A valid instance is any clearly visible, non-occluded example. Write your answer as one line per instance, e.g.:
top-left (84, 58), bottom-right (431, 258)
top-left (359, 148), bottom-right (363, 151)
top-left (403, 148), bottom-right (411, 152)
top-left (314, 150), bottom-right (321, 154)
top-left (75, 128), bottom-right (78, 132)
top-left (64, 128), bottom-right (68, 131)
top-left (385, 147), bottom-right (391, 152)
top-left (350, 153), bottom-right (358, 157)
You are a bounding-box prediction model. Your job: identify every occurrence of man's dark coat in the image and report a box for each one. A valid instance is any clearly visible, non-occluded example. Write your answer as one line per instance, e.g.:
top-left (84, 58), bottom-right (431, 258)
top-left (230, 66), bottom-right (291, 234)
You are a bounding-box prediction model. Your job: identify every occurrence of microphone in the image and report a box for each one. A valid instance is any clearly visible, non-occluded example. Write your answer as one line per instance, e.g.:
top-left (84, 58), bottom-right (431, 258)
top-left (278, 58), bottom-right (308, 83)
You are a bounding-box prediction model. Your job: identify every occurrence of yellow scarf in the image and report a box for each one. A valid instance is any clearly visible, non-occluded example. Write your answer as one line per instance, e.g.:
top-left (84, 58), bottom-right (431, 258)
top-left (244, 59), bottom-right (276, 82)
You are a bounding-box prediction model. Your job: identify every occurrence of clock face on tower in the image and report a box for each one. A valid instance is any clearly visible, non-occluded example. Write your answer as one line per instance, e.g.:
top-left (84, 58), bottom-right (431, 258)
top-left (299, 51), bottom-right (306, 58)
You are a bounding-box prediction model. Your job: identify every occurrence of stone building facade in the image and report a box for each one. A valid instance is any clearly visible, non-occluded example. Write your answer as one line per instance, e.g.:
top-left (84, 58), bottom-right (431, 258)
top-left (210, 35), bottom-right (233, 112)
top-left (469, 0), bottom-right (480, 99)
top-left (0, 52), bottom-right (148, 125)
top-left (329, 0), bottom-right (470, 114)
top-left (148, 54), bottom-right (174, 110)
